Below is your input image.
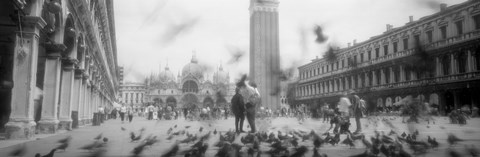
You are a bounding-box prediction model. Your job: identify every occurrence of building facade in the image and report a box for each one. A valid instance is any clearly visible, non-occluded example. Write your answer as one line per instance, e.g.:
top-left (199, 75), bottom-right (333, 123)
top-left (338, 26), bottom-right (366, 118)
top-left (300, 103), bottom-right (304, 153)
top-left (249, 0), bottom-right (281, 110)
top-left (144, 54), bottom-right (235, 109)
top-left (119, 82), bottom-right (146, 106)
top-left (0, 0), bottom-right (119, 139)
top-left (295, 1), bottom-right (480, 115)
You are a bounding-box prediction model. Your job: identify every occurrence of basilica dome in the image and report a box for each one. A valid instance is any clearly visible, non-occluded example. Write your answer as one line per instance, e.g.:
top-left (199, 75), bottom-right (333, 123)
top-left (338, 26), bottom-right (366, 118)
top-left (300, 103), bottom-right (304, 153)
top-left (182, 54), bottom-right (204, 79)
top-left (159, 66), bottom-right (175, 82)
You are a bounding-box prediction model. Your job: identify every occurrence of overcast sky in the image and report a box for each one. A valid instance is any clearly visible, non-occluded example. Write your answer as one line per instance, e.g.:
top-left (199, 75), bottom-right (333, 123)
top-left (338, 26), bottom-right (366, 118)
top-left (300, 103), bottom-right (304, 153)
top-left (114, 0), bottom-right (466, 83)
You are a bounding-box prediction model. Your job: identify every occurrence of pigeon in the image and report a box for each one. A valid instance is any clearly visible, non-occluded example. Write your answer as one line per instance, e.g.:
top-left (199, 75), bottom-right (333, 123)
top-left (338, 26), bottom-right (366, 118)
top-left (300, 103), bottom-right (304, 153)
top-left (466, 145), bottom-right (479, 157)
top-left (388, 130), bottom-right (396, 136)
top-left (401, 132), bottom-right (406, 138)
top-left (79, 141), bottom-right (100, 152)
top-left (448, 149), bottom-right (463, 157)
top-left (214, 129), bottom-right (217, 135)
top-left (161, 143), bottom-right (179, 157)
top-left (430, 138), bottom-right (439, 149)
top-left (290, 145), bottom-right (308, 157)
top-left (131, 132), bottom-right (142, 142)
top-left (185, 126), bottom-right (191, 129)
top-left (121, 127), bottom-right (126, 131)
top-left (56, 142), bottom-right (69, 151)
top-left (57, 136), bottom-right (72, 144)
top-left (9, 144), bottom-right (27, 156)
top-left (139, 127), bottom-right (146, 132)
top-left (313, 134), bottom-right (324, 148)
top-left (199, 127), bottom-right (203, 132)
top-left (131, 143), bottom-right (148, 156)
top-left (103, 137), bottom-right (108, 143)
top-left (361, 136), bottom-right (372, 148)
top-left (448, 134), bottom-right (463, 145)
top-left (35, 149), bottom-right (57, 157)
top-left (342, 134), bottom-right (355, 148)
top-left (167, 128), bottom-right (173, 134)
top-left (174, 125), bottom-right (177, 128)
top-left (94, 133), bottom-right (103, 140)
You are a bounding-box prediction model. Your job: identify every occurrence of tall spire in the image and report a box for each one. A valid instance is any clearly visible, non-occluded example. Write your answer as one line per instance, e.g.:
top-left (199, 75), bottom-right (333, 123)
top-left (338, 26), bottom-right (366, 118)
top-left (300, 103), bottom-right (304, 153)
top-left (165, 58), bottom-right (169, 70)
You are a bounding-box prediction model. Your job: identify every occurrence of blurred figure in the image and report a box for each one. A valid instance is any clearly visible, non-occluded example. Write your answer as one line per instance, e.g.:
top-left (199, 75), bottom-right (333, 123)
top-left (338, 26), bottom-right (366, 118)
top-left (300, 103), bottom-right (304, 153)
top-left (127, 106), bottom-right (134, 123)
top-left (120, 105), bottom-right (127, 122)
top-left (239, 81), bottom-right (260, 133)
top-left (231, 87), bottom-right (245, 133)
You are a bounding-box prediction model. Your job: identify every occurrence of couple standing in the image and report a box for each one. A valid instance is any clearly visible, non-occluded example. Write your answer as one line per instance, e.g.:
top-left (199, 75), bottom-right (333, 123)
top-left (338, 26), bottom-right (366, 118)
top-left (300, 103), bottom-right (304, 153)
top-left (231, 80), bottom-right (260, 133)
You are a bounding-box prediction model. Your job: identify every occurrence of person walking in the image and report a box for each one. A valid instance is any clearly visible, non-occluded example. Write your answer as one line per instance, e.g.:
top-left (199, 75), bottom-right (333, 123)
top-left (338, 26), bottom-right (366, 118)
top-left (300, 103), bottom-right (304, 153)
top-left (336, 93), bottom-right (352, 134)
top-left (231, 87), bottom-right (245, 133)
top-left (147, 104), bottom-right (154, 120)
top-left (120, 105), bottom-right (127, 122)
top-left (350, 94), bottom-right (365, 134)
top-left (127, 106), bottom-right (134, 123)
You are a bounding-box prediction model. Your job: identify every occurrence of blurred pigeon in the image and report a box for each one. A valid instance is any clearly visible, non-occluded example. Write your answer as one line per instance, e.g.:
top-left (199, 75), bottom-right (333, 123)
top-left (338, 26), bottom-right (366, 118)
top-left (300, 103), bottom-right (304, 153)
top-left (57, 136), bottom-right (72, 144)
top-left (121, 127), bottom-right (126, 131)
top-left (448, 133), bottom-right (463, 145)
top-left (56, 142), bottom-right (69, 151)
top-left (214, 129), bottom-right (217, 135)
top-left (35, 149), bottom-right (56, 157)
top-left (161, 143), bottom-right (179, 157)
top-left (9, 144), bottom-right (26, 156)
top-left (103, 137), bottom-right (108, 143)
top-left (290, 145), bottom-right (308, 157)
top-left (94, 133), bottom-right (103, 140)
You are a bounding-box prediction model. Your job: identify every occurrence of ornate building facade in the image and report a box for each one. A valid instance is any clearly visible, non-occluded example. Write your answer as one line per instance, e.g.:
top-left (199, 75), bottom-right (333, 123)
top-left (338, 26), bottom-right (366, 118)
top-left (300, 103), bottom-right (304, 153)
top-left (249, 0), bottom-right (281, 110)
top-left (119, 82), bottom-right (146, 106)
top-left (144, 54), bottom-right (235, 109)
top-left (0, 0), bottom-right (119, 139)
top-left (295, 1), bottom-right (480, 115)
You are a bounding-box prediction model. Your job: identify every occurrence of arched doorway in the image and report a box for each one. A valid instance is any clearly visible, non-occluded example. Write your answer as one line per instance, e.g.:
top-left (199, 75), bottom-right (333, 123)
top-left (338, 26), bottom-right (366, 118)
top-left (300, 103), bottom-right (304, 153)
top-left (203, 97), bottom-right (214, 109)
top-left (182, 80), bottom-right (198, 93)
top-left (444, 91), bottom-right (454, 114)
top-left (216, 96), bottom-right (228, 108)
top-left (181, 94), bottom-right (198, 108)
top-left (166, 96), bottom-right (177, 109)
top-left (153, 98), bottom-right (163, 107)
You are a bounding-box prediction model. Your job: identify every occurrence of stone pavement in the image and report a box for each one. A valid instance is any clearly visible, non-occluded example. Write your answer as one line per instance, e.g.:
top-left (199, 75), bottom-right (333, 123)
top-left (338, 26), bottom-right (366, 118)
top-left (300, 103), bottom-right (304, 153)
top-left (0, 116), bottom-right (479, 157)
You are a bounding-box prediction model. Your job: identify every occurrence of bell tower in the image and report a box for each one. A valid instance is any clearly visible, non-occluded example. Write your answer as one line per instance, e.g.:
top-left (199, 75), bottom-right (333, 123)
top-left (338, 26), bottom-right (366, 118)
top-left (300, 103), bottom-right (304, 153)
top-left (249, 0), bottom-right (280, 110)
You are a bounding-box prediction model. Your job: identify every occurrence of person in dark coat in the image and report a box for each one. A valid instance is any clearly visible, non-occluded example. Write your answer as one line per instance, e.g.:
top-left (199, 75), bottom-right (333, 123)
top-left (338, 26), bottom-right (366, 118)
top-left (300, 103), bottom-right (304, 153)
top-left (231, 87), bottom-right (245, 133)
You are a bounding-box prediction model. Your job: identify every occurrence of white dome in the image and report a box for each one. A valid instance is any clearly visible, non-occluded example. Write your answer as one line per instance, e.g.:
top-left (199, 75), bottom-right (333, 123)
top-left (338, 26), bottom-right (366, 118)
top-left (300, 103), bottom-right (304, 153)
top-left (182, 54), bottom-right (204, 79)
top-left (159, 67), bottom-right (175, 82)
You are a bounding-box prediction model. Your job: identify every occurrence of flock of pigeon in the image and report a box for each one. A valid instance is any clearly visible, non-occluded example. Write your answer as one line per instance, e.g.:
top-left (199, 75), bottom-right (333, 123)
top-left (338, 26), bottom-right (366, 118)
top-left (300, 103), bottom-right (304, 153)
top-left (6, 117), bottom-right (480, 157)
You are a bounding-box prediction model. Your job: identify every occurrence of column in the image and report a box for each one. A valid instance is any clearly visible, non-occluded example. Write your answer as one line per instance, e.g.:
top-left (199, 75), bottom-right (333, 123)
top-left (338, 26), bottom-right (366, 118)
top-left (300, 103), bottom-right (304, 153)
top-left (399, 65), bottom-right (405, 82)
top-left (435, 57), bottom-right (441, 76)
top-left (364, 73), bottom-right (369, 87)
top-left (329, 80), bottom-right (333, 93)
top-left (37, 47), bottom-right (64, 134)
top-left (339, 78), bottom-right (344, 91)
top-left (319, 82), bottom-right (323, 94)
top-left (372, 71), bottom-right (377, 86)
top-left (380, 69), bottom-right (386, 85)
top-left (5, 14), bottom-right (47, 139)
top-left (333, 80), bottom-right (337, 92)
top-left (451, 53), bottom-right (456, 75)
top-left (345, 77), bottom-right (350, 89)
top-left (357, 74), bottom-right (362, 88)
top-left (467, 50), bottom-right (472, 72)
top-left (71, 69), bottom-right (83, 128)
top-left (58, 59), bottom-right (76, 130)
top-left (351, 75), bottom-right (356, 89)
top-left (389, 67), bottom-right (395, 83)
top-left (79, 76), bottom-right (87, 126)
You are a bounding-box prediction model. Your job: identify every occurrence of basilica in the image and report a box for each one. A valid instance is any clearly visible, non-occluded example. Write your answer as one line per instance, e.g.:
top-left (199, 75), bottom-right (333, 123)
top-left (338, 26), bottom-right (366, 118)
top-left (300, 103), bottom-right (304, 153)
top-left (144, 54), bottom-right (235, 109)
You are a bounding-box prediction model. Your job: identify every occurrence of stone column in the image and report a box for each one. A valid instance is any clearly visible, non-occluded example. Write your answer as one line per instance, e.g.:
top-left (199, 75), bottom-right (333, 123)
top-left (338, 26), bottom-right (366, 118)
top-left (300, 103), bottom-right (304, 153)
top-left (329, 80), bottom-right (333, 93)
top-left (389, 67), bottom-right (395, 83)
top-left (451, 53), bottom-right (456, 75)
top-left (364, 73), bottom-right (369, 87)
top-left (345, 77), bottom-right (350, 89)
top-left (467, 50), bottom-right (472, 72)
top-left (380, 69), bottom-right (386, 85)
top-left (38, 46), bottom-right (64, 134)
top-left (357, 74), bottom-right (362, 88)
top-left (5, 15), bottom-right (46, 139)
top-left (58, 59), bottom-right (76, 130)
top-left (79, 77), bottom-right (87, 126)
top-left (372, 71), bottom-right (377, 85)
top-left (351, 75), bottom-right (356, 89)
top-left (435, 57), bottom-right (441, 76)
top-left (339, 78), bottom-right (344, 91)
top-left (400, 66), bottom-right (405, 81)
top-left (72, 69), bottom-right (83, 128)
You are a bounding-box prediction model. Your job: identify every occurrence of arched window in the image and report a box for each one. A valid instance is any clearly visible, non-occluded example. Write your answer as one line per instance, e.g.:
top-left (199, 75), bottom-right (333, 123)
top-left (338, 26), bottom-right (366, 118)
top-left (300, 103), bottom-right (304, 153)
top-left (385, 68), bottom-right (390, 84)
top-left (182, 80), bottom-right (198, 93)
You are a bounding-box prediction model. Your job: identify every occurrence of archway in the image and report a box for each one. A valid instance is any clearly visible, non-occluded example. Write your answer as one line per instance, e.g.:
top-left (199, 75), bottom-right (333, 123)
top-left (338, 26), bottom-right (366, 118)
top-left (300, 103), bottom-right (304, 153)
top-left (182, 80), bottom-right (198, 93)
top-left (377, 98), bottom-right (384, 111)
top-left (203, 97), bottom-right (214, 109)
top-left (444, 91), bottom-right (454, 114)
top-left (181, 94), bottom-right (198, 108)
top-left (429, 93), bottom-right (439, 107)
top-left (153, 98), bottom-right (163, 107)
top-left (166, 96), bottom-right (177, 108)
top-left (216, 96), bottom-right (228, 108)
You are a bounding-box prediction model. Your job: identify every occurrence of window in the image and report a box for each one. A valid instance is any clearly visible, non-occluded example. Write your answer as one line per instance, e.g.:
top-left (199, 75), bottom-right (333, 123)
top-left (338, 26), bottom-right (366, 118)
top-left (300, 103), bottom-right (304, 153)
top-left (440, 26), bottom-right (447, 39)
top-left (322, 66), bottom-right (324, 73)
top-left (405, 69), bottom-right (411, 81)
top-left (426, 31), bottom-right (433, 43)
top-left (403, 38), bottom-right (409, 50)
top-left (336, 61), bottom-right (339, 69)
top-left (342, 60), bottom-right (345, 67)
top-left (393, 42), bottom-right (398, 53)
top-left (326, 65), bottom-right (329, 72)
top-left (375, 48), bottom-right (380, 58)
top-left (455, 21), bottom-right (463, 35)
top-left (385, 68), bottom-right (390, 84)
top-left (474, 15), bottom-right (480, 30)
top-left (394, 67), bottom-right (400, 82)
top-left (368, 51), bottom-right (372, 60)
top-left (383, 45), bottom-right (389, 56)
top-left (376, 70), bottom-right (381, 84)
top-left (368, 72), bottom-right (373, 86)
top-left (361, 53), bottom-right (364, 62)
top-left (331, 63), bottom-right (334, 71)
top-left (458, 52), bottom-right (467, 73)
top-left (414, 35), bottom-right (420, 44)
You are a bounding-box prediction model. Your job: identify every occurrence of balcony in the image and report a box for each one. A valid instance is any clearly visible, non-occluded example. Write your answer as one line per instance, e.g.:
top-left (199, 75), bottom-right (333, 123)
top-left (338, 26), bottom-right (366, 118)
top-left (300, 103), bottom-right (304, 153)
top-left (299, 29), bottom-right (480, 84)
top-left (296, 71), bottom-right (480, 100)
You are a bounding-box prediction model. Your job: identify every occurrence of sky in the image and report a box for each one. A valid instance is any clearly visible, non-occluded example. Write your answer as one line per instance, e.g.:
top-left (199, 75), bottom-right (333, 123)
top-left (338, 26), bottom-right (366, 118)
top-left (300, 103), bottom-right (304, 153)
top-left (114, 0), bottom-right (466, 83)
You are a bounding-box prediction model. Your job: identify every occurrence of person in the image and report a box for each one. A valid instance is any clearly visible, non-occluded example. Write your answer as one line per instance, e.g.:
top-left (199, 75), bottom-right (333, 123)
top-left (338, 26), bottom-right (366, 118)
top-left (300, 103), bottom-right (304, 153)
top-left (336, 93), bottom-right (352, 134)
top-left (120, 105), bottom-right (127, 122)
top-left (350, 95), bottom-right (365, 133)
top-left (111, 107), bottom-right (117, 119)
top-left (239, 80), bottom-right (260, 133)
top-left (224, 106), bottom-right (229, 119)
top-left (231, 87), bottom-right (245, 133)
top-left (147, 105), bottom-right (154, 120)
top-left (127, 106), bottom-right (134, 123)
